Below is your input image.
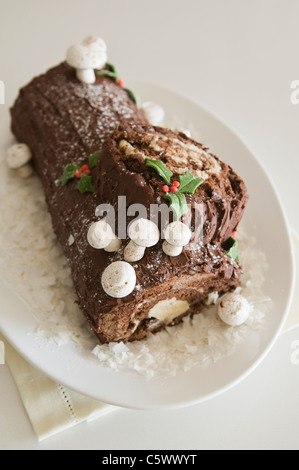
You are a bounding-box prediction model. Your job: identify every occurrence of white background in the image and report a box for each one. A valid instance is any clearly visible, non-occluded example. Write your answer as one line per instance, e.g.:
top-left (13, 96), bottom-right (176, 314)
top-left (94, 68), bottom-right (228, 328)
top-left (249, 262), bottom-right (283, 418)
top-left (0, 0), bottom-right (298, 450)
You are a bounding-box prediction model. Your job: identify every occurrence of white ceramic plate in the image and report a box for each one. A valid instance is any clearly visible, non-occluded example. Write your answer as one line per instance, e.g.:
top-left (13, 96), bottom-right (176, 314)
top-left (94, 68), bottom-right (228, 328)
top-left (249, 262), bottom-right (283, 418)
top-left (0, 81), bottom-right (295, 409)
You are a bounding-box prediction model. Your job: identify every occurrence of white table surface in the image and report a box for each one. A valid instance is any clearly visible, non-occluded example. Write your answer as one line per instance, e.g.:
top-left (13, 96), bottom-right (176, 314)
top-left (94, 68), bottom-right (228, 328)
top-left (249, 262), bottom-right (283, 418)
top-left (0, 0), bottom-right (298, 450)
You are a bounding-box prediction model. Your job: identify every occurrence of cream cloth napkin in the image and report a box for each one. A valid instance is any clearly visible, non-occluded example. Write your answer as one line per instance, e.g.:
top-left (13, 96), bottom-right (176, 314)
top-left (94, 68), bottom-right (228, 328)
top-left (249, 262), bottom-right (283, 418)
top-left (1, 232), bottom-right (299, 441)
top-left (0, 334), bottom-right (117, 441)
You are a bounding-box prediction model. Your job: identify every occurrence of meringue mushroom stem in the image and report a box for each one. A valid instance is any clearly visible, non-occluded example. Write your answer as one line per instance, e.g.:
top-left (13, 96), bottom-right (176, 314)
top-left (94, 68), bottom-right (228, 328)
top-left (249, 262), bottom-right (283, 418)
top-left (162, 241), bottom-right (182, 257)
top-left (76, 68), bottom-right (96, 84)
top-left (104, 236), bottom-right (122, 253)
top-left (124, 240), bottom-right (146, 262)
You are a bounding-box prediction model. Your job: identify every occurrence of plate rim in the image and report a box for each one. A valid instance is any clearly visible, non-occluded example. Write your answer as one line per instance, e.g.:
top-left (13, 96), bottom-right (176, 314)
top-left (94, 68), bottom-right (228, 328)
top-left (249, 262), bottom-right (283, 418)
top-left (0, 80), bottom-right (296, 409)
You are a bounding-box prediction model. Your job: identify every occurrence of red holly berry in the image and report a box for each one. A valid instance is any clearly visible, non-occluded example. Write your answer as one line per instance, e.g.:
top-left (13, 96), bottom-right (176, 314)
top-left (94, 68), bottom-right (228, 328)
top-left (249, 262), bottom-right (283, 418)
top-left (170, 185), bottom-right (178, 193)
top-left (75, 170), bottom-right (82, 179)
top-left (172, 181), bottom-right (180, 188)
top-left (117, 78), bottom-right (124, 88)
top-left (84, 168), bottom-right (91, 175)
top-left (162, 185), bottom-right (170, 193)
top-left (81, 164), bottom-right (89, 172)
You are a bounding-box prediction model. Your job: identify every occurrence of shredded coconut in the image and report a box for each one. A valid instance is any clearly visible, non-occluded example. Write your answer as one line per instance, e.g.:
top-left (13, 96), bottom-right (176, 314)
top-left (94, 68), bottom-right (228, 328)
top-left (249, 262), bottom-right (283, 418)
top-left (0, 124), bottom-right (271, 378)
top-left (92, 231), bottom-right (269, 377)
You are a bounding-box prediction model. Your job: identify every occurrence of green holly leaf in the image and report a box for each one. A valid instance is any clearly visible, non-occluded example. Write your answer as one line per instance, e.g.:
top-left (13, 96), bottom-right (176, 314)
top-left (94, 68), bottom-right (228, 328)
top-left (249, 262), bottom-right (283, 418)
top-left (96, 69), bottom-right (119, 79)
top-left (178, 171), bottom-right (203, 195)
top-left (226, 237), bottom-right (240, 263)
top-left (88, 150), bottom-right (101, 169)
top-left (76, 173), bottom-right (94, 194)
top-left (145, 158), bottom-right (173, 185)
top-left (164, 192), bottom-right (188, 221)
top-left (59, 163), bottom-right (80, 185)
top-left (124, 88), bottom-right (137, 105)
top-left (105, 62), bottom-right (117, 74)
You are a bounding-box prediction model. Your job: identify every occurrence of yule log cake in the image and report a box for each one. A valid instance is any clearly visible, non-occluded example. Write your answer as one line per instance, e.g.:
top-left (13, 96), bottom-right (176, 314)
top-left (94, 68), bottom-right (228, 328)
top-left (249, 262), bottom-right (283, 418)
top-left (9, 37), bottom-right (249, 343)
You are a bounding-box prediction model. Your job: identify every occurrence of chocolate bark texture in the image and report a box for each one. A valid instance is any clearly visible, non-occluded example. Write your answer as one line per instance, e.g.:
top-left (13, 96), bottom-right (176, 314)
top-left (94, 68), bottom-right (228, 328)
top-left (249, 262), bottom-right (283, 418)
top-left (10, 62), bottom-right (248, 343)
top-left (99, 127), bottom-right (248, 247)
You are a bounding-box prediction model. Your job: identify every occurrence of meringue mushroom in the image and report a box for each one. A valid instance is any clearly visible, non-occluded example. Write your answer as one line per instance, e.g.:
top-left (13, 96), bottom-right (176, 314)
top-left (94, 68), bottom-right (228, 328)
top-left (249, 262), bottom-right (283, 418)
top-left (82, 36), bottom-right (107, 51)
top-left (218, 292), bottom-right (251, 326)
top-left (87, 221), bottom-right (121, 252)
top-left (6, 143), bottom-right (32, 169)
top-left (141, 101), bottom-right (165, 126)
top-left (124, 218), bottom-right (160, 262)
top-left (162, 221), bottom-right (192, 257)
top-left (101, 261), bottom-right (136, 298)
top-left (66, 36), bottom-right (107, 84)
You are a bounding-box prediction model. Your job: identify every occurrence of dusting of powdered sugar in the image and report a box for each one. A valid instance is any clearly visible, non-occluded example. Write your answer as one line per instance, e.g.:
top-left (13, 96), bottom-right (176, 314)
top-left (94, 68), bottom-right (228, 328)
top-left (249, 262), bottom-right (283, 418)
top-left (0, 122), bottom-right (271, 378)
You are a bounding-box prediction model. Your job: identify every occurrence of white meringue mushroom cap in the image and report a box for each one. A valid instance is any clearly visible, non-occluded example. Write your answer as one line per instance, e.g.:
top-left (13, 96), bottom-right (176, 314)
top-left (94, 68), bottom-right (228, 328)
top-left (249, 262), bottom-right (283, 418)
top-left (218, 293), bottom-right (251, 326)
top-left (101, 261), bottom-right (136, 298)
top-left (141, 101), bottom-right (165, 126)
top-left (164, 221), bottom-right (191, 247)
top-left (87, 221), bottom-right (115, 249)
top-left (66, 43), bottom-right (107, 70)
top-left (82, 36), bottom-right (107, 52)
top-left (128, 218), bottom-right (160, 248)
top-left (6, 143), bottom-right (32, 169)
